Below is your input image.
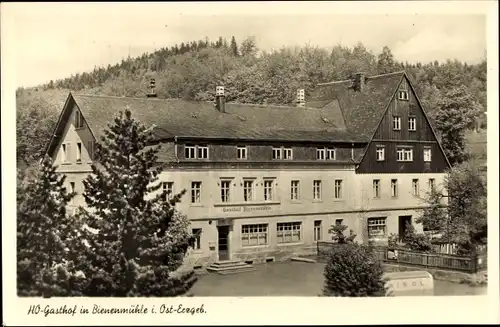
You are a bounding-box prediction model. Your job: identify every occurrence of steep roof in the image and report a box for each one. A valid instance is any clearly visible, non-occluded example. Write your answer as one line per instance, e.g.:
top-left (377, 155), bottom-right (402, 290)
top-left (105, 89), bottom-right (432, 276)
top-left (69, 93), bottom-right (361, 143)
top-left (308, 71), bottom-right (405, 141)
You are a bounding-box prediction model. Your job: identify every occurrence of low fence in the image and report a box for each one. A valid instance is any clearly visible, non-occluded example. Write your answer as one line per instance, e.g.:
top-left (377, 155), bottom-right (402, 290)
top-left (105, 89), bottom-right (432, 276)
top-left (317, 241), bottom-right (487, 274)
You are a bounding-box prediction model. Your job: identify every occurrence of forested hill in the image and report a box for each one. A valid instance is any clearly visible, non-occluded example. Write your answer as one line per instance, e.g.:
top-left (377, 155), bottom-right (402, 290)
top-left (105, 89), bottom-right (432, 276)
top-left (16, 36), bottom-right (487, 168)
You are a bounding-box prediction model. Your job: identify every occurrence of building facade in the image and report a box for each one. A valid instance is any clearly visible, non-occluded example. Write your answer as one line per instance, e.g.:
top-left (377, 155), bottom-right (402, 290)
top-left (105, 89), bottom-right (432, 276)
top-left (45, 71), bottom-right (450, 267)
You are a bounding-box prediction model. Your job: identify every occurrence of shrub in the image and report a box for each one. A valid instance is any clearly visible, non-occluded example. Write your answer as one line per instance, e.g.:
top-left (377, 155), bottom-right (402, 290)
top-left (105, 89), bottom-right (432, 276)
top-left (323, 243), bottom-right (387, 297)
top-left (403, 222), bottom-right (432, 252)
top-left (328, 224), bottom-right (357, 244)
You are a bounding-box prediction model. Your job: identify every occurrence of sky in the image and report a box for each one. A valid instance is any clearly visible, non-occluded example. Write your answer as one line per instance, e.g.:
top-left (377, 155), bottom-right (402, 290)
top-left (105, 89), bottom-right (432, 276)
top-left (3, 2), bottom-right (489, 88)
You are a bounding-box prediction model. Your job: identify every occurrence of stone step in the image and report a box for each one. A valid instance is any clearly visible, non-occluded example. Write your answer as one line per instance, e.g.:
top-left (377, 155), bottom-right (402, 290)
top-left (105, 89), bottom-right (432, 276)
top-left (211, 260), bottom-right (246, 267)
top-left (210, 262), bottom-right (249, 269)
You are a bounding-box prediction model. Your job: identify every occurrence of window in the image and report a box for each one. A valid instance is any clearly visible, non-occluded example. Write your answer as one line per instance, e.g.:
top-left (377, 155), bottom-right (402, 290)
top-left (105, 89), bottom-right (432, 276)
top-left (61, 143), bottom-right (68, 163)
top-left (237, 146), bottom-right (247, 160)
top-left (334, 180), bottom-right (343, 199)
top-left (397, 147), bottom-right (413, 162)
top-left (376, 145), bottom-right (385, 161)
top-left (313, 180), bottom-right (322, 200)
top-left (316, 148), bottom-right (336, 160)
top-left (76, 142), bottom-right (82, 162)
top-left (264, 179), bottom-right (274, 201)
top-left (185, 145), bottom-right (208, 159)
top-left (316, 148), bottom-right (326, 160)
top-left (327, 148), bottom-right (336, 160)
top-left (87, 141), bottom-right (95, 160)
top-left (191, 181), bottom-right (201, 203)
top-left (192, 228), bottom-right (202, 250)
top-left (272, 147), bottom-right (281, 160)
top-left (242, 224), bottom-right (268, 246)
top-left (398, 90), bottom-right (409, 100)
top-left (408, 117), bottom-right (416, 131)
top-left (75, 110), bottom-right (84, 129)
top-left (428, 178), bottom-right (435, 192)
top-left (273, 147), bottom-right (293, 160)
top-left (373, 179), bottom-right (380, 198)
top-left (243, 180), bottom-right (254, 202)
top-left (314, 220), bottom-right (322, 241)
top-left (198, 146), bottom-right (209, 159)
top-left (185, 145), bottom-right (196, 159)
top-left (423, 148), bottom-right (432, 162)
top-left (368, 217), bottom-right (387, 239)
top-left (335, 219), bottom-right (343, 226)
top-left (162, 182), bottom-right (174, 201)
top-left (69, 182), bottom-right (75, 204)
top-left (290, 180), bottom-right (300, 200)
top-left (277, 222), bottom-right (302, 244)
top-left (220, 180), bottom-right (231, 203)
top-left (412, 179), bottom-right (419, 196)
top-left (393, 116), bottom-right (401, 130)
top-left (391, 179), bottom-right (398, 197)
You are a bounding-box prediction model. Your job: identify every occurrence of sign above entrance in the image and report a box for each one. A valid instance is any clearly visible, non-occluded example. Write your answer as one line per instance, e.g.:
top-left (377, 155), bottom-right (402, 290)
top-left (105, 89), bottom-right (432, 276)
top-left (222, 205), bottom-right (273, 213)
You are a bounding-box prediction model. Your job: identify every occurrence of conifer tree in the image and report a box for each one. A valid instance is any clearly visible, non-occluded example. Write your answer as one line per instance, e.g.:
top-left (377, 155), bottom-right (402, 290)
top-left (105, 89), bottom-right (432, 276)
top-left (79, 108), bottom-right (197, 296)
top-left (17, 156), bottom-right (85, 297)
top-left (230, 36), bottom-right (239, 56)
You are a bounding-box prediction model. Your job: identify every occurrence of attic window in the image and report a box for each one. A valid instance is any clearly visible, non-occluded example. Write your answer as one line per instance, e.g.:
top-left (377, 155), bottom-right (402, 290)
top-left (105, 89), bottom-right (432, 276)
top-left (75, 110), bottom-right (84, 129)
top-left (398, 90), bottom-right (409, 101)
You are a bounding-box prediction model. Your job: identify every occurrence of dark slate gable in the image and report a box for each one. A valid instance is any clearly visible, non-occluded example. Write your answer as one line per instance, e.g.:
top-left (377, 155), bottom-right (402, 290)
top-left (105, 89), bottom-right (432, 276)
top-left (308, 71), bottom-right (405, 141)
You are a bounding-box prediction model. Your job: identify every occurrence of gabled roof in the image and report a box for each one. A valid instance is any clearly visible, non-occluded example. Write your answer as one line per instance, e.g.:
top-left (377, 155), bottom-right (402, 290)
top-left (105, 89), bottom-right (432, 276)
top-left (69, 93), bottom-right (361, 143)
top-left (308, 71), bottom-right (405, 141)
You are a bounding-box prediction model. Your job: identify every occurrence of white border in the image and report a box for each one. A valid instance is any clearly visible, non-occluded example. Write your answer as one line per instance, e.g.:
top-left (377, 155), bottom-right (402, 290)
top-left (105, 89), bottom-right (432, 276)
top-left (2, 1), bottom-right (499, 325)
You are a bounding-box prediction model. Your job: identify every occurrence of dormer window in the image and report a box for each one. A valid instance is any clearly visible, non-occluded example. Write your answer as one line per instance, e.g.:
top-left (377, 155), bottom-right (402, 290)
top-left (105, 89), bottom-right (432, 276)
top-left (272, 147), bottom-right (293, 160)
top-left (75, 110), bottom-right (84, 129)
top-left (316, 147), bottom-right (336, 160)
top-left (185, 145), bottom-right (209, 159)
top-left (398, 90), bottom-right (409, 100)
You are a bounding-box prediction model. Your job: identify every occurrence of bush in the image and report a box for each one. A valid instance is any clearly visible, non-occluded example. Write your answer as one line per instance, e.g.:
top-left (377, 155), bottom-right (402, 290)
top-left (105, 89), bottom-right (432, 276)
top-left (328, 224), bottom-right (357, 244)
top-left (403, 222), bottom-right (432, 252)
top-left (323, 243), bottom-right (387, 297)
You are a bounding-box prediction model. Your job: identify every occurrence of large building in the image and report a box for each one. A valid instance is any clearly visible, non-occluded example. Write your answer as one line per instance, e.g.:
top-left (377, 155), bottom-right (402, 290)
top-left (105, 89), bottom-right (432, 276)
top-left (44, 71), bottom-right (450, 267)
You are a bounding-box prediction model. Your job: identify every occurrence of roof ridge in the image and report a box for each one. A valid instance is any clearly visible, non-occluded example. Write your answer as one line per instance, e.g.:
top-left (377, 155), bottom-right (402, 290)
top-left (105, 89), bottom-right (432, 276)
top-left (317, 71), bottom-right (406, 86)
top-left (366, 71), bottom-right (406, 79)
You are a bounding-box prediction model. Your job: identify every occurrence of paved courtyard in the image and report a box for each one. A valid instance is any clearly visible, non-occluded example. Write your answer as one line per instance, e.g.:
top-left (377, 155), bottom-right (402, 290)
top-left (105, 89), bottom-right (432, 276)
top-left (190, 261), bottom-right (487, 296)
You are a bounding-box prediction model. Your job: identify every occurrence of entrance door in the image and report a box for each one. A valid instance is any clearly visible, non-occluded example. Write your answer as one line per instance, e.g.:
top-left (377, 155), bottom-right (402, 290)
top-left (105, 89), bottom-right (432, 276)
top-left (217, 226), bottom-right (230, 261)
top-left (398, 216), bottom-right (412, 241)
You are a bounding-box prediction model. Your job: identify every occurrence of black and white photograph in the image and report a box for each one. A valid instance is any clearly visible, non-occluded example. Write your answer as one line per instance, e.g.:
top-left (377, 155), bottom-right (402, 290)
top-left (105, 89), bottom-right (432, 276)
top-left (2, 1), bottom-right (499, 325)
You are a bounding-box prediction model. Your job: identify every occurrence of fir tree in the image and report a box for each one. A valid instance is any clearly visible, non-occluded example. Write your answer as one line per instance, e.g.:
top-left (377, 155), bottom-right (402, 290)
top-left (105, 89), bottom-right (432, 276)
top-left (17, 156), bottom-right (86, 297)
top-left (230, 36), bottom-right (239, 56)
top-left (79, 108), bottom-right (197, 297)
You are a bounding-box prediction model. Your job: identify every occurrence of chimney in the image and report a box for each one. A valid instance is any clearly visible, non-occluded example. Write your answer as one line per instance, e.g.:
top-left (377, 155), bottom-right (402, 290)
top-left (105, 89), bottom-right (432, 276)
top-left (147, 78), bottom-right (157, 98)
top-left (352, 72), bottom-right (366, 92)
top-left (215, 86), bottom-right (226, 113)
top-left (296, 89), bottom-right (305, 107)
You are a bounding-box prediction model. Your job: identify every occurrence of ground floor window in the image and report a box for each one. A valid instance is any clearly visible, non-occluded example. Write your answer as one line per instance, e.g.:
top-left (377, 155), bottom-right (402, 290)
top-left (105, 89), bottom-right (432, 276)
top-left (192, 228), bottom-right (202, 250)
top-left (367, 217), bottom-right (387, 239)
top-left (277, 222), bottom-right (302, 244)
top-left (241, 224), bottom-right (268, 246)
top-left (313, 220), bottom-right (322, 241)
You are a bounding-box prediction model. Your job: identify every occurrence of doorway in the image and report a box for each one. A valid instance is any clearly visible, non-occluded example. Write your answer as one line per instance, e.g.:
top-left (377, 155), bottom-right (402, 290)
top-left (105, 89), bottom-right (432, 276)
top-left (217, 225), bottom-right (230, 261)
top-left (398, 215), bottom-right (412, 241)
